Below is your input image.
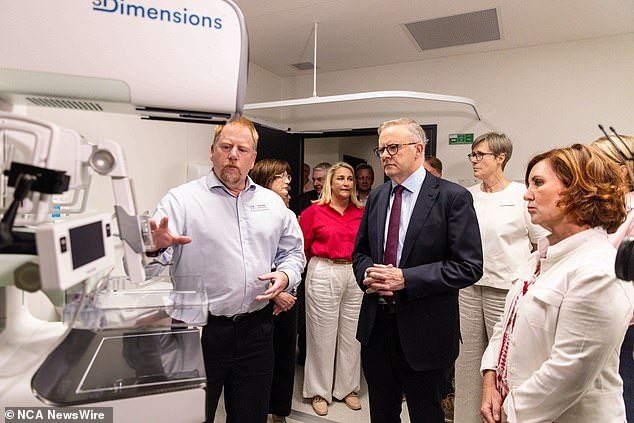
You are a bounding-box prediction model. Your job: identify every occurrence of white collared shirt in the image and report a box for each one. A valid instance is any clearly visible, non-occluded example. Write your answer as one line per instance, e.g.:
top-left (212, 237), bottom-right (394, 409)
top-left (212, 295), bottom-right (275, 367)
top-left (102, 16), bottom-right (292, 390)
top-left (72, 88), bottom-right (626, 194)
top-left (383, 164), bottom-right (426, 266)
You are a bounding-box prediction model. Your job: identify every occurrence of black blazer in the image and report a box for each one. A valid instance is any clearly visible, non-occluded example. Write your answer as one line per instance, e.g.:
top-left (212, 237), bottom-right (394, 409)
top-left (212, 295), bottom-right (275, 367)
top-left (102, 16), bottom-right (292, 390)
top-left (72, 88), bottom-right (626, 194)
top-left (352, 172), bottom-right (483, 371)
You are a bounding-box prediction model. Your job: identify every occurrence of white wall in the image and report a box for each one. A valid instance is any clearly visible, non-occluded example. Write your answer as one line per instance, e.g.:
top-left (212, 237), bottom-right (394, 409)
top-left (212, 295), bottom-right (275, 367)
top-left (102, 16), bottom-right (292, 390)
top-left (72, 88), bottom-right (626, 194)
top-left (243, 62), bottom-right (285, 125)
top-left (280, 33), bottom-right (634, 184)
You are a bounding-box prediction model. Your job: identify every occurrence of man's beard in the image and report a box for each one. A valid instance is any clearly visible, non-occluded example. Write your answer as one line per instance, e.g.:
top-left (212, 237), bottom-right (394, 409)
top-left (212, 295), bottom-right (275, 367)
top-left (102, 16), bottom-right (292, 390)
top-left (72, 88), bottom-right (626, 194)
top-left (219, 166), bottom-right (243, 186)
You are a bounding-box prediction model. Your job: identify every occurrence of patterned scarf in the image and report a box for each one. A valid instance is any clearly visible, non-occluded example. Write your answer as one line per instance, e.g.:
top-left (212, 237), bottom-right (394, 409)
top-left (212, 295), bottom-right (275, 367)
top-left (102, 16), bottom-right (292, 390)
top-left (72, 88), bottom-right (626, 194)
top-left (496, 262), bottom-right (541, 399)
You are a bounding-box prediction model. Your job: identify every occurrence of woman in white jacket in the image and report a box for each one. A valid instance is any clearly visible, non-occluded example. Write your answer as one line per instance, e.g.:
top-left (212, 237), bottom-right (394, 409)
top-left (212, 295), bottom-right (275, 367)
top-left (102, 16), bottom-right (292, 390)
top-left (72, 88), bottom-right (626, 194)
top-left (456, 133), bottom-right (548, 423)
top-left (480, 144), bottom-right (634, 423)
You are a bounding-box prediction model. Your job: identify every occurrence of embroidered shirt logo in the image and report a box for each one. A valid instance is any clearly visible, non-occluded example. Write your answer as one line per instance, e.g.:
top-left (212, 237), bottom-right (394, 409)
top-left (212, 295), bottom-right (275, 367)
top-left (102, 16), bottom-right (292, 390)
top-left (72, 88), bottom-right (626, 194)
top-left (249, 204), bottom-right (268, 212)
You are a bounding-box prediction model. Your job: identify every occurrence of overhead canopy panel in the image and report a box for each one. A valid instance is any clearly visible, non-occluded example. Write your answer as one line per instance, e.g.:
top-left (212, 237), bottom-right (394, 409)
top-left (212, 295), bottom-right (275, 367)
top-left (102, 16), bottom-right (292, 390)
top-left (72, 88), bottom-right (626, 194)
top-left (0, 0), bottom-right (248, 123)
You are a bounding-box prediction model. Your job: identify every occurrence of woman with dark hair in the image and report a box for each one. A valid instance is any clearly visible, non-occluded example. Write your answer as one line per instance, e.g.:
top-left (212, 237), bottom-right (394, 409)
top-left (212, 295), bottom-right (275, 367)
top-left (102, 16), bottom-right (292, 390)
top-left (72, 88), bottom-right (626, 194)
top-left (250, 158), bottom-right (292, 208)
top-left (250, 158), bottom-right (299, 423)
top-left (480, 144), bottom-right (633, 423)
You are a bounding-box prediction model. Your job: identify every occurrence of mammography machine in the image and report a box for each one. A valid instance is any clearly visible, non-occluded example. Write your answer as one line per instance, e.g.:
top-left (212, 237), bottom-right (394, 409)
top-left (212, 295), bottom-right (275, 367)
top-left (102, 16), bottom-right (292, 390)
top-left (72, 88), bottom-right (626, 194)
top-left (0, 0), bottom-right (248, 420)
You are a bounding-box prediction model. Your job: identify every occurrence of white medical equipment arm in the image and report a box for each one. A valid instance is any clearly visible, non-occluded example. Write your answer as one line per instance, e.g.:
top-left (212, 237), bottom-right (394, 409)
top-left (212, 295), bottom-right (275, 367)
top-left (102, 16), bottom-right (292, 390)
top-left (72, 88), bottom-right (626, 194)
top-left (0, 113), bottom-right (151, 285)
top-left (90, 138), bottom-right (151, 283)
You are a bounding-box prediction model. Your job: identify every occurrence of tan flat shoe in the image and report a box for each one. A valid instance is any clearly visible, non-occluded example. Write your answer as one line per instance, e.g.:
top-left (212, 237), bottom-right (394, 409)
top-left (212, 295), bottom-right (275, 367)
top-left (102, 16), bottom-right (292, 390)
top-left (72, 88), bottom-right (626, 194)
top-left (344, 392), bottom-right (361, 410)
top-left (311, 395), bottom-right (328, 416)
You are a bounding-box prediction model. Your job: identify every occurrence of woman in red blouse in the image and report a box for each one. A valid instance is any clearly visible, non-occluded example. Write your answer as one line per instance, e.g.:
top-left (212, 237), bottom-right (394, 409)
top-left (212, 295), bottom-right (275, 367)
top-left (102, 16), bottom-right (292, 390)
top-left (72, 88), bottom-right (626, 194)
top-left (299, 161), bottom-right (365, 416)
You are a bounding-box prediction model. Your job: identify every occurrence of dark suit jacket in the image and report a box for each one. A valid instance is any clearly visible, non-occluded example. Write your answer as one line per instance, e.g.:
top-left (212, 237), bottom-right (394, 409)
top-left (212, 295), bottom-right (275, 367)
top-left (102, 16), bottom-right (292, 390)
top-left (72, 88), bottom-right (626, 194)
top-left (297, 189), bottom-right (319, 214)
top-left (352, 171), bottom-right (483, 372)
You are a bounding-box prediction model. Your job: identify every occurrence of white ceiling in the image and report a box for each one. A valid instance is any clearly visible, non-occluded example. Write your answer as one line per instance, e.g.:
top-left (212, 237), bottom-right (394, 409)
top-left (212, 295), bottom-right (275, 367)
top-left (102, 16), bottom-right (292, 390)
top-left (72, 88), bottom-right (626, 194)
top-left (233, 0), bottom-right (634, 77)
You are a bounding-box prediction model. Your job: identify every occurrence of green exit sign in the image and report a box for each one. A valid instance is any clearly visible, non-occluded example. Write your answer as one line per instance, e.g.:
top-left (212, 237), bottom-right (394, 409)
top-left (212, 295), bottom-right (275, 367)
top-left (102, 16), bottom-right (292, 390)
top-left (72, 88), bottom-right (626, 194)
top-left (449, 133), bottom-right (474, 145)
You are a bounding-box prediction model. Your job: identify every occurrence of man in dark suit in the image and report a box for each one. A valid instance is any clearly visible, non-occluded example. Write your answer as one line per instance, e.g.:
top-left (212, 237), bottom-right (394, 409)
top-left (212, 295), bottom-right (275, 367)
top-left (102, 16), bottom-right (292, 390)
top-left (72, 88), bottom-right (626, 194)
top-left (352, 118), bottom-right (483, 423)
top-left (298, 161), bottom-right (330, 213)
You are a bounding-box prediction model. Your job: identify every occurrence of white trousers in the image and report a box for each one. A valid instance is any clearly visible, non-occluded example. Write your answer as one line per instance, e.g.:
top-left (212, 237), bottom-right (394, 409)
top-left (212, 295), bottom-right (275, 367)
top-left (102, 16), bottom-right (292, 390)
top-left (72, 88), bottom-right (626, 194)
top-left (303, 256), bottom-right (363, 402)
top-left (455, 284), bottom-right (508, 423)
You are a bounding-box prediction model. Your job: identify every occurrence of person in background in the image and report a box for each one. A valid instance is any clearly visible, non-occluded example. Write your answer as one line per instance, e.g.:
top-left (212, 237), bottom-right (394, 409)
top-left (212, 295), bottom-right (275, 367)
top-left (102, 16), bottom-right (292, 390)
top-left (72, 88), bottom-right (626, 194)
top-left (296, 161), bottom-right (332, 366)
top-left (424, 155), bottom-right (443, 178)
top-left (480, 144), bottom-right (633, 423)
top-left (250, 159), bottom-right (300, 423)
top-left (424, 154), bottom-right (454, 418)
top-left (303, 162), bottom-right (313, 193)
top-left (353, 118), bottom-right (483, 423)
top-left (455, 133), bottom-right (548, 423)
top-left (145, 117), bottom-right (305, 423)
top-left (355, 163), bottom-right (375, 205)
top-left (299, 162), bottom-right (331, 212)
top-left (250, 158), bottom-right (292, 207)
top-left (300, 162), bottom-right (365, 416)
top-left (591, 133), bottom-right (634, 423)
top-left (424, 152), bottom-right (451, 423)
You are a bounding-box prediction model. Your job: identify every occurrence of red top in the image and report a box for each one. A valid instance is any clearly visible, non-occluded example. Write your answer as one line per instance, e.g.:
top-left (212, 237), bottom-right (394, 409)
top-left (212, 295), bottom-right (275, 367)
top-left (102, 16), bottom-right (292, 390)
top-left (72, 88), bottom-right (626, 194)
top-left (299, 202), bottom-right (364, 261)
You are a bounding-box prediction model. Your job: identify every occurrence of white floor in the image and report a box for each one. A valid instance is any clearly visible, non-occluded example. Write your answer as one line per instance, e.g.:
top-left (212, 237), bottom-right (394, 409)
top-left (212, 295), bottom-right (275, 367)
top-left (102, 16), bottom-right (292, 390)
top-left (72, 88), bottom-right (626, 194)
top-left (213, 362), bottom-right (412, 423)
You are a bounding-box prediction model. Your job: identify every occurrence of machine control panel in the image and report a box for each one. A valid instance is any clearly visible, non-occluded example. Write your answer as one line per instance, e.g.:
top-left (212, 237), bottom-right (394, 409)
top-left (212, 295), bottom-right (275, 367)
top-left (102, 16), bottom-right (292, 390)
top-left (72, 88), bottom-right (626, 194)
top-left (36, 213), bottom-right (115, 291)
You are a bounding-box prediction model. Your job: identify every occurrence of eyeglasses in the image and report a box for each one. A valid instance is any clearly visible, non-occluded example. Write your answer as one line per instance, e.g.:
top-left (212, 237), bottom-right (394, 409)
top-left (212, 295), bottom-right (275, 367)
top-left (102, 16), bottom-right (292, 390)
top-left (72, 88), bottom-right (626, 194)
top-left (274, 172), bottom-right (292, 182)
top-left (467, 152), bottom-right (496, 162)
top-left (373, 142), bottom-right (419, 158)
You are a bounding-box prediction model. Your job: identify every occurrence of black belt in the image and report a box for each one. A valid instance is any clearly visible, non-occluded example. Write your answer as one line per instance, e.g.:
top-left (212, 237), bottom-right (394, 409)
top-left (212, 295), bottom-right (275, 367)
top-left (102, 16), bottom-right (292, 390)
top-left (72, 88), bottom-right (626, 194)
top-left (378, 302), bottom-right (397, 314)
top-left (210, 304), bottom-right (270, 323)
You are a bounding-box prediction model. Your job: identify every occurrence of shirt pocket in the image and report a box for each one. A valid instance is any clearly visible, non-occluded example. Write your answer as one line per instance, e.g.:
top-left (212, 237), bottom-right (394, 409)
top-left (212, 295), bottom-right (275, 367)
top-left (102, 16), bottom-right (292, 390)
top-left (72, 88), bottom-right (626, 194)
top-left (522, 287), bottom-right (564, 332)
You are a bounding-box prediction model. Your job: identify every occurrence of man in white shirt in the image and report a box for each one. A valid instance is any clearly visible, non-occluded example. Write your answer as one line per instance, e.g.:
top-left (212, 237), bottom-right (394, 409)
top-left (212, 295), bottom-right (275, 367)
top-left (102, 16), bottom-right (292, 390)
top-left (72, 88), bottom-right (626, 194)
top-left (146, 117), bottom-right (305, 423)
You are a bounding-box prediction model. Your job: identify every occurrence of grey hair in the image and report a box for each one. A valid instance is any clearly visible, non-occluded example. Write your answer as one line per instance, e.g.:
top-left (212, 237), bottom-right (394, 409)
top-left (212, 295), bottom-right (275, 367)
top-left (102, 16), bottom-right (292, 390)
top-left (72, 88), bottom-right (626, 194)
top-left (378, 118), bottom-right (427, 145)
top-left (473, 132), bottom-right (513, 170)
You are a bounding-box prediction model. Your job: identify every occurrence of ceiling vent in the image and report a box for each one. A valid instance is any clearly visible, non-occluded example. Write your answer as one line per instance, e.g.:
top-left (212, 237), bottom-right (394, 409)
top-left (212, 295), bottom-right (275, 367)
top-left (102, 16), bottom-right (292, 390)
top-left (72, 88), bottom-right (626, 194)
top-left (26, 96), bottom-right (104, 111)
top-left (405, 8), bottom-right (500, 51)
top-left (291, 61), bottom-right (315, 71)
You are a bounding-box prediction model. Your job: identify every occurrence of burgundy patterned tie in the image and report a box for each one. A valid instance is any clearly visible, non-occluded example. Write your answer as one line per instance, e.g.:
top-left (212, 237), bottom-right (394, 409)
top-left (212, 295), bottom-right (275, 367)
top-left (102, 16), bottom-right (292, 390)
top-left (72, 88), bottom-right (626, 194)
top-left (383, 185), bottom-right (405, 303)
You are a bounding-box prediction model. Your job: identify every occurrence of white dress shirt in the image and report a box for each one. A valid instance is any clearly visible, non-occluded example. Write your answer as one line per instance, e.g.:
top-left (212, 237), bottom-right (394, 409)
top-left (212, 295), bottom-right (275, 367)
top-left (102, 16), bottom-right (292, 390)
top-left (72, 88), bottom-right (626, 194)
top-left (383, 164), bottom-right (426, 266)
